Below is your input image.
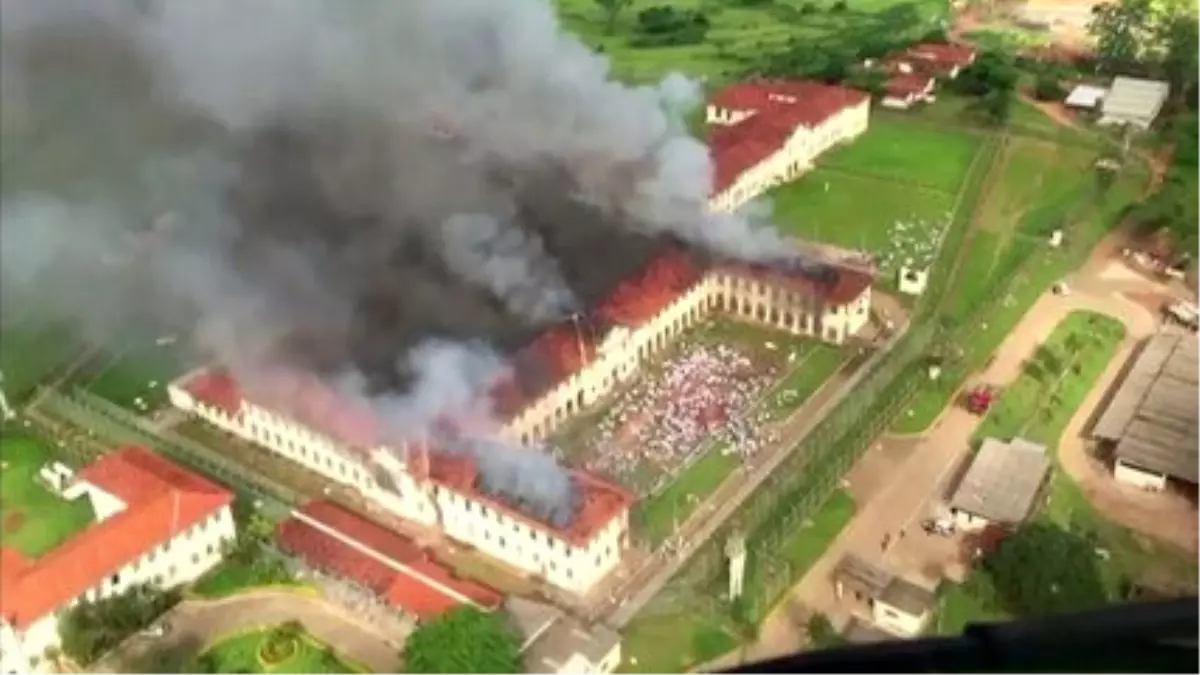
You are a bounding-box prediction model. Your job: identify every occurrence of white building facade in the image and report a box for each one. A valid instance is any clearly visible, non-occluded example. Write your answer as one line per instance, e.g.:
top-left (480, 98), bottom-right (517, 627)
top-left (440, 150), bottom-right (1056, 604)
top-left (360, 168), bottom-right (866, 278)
top-left (706, 81), bottom-right (871, 213)
top-left (0, 448), bottom-right (235, 674)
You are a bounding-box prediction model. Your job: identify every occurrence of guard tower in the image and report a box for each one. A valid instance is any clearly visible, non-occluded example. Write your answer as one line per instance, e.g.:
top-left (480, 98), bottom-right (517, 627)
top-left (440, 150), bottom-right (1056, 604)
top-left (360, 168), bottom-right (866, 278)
top-left (0, 371), bottom-right (14, 421)
top-left (727, 532), bottom-right (746, 601)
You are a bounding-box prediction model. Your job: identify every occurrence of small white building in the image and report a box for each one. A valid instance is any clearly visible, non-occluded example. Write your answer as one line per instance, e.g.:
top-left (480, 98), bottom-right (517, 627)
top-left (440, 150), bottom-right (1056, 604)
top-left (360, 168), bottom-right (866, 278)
top-left (1064, 84), bottom-right (1107, 110)
top-left (0, 447), bottom-right (236, 674)
top-left (1099, 77), bottom-right (1170, 130)
top-left (948, 437), bottom-right (1051, 532)
top-left (872, 577), bottom-right (938, 638)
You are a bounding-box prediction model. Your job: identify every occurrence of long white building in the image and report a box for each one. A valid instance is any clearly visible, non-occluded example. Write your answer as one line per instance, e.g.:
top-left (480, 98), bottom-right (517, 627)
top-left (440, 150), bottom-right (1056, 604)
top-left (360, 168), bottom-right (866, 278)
top-left (0, 448), bottom-right (235, 674)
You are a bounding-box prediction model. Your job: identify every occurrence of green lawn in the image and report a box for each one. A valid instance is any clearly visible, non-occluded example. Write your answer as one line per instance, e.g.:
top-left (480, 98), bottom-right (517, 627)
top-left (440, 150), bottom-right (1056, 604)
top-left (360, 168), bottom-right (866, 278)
top-left (199, 627), bottom-right (362, 674)
top-left (778, 489), bottom-right (855, 567)
top-left (764, 344), bottom-right (847, 421)
top-left (823, 119), bottom-right (982, 193)
top-left (619, 609), bottom-right (739, 674)
top-left (190, 557), bottom-right (310, 600)
top-left (892, 146), bottom-right (1149, 435)
top-left (636, 447), bottom-right (739, 546)
top-left (554, 0), bottom-right (948, 83)
top-left (71, 335), bottom-right (194, 411)
top-left (0, 317), bottom-right (85, 403)
top-left (0, 433), bottom-right (95, 557)
top-left (771, 169), bottom-right (955, 273)
top-left (935, 576), bottom-right (1011, 636)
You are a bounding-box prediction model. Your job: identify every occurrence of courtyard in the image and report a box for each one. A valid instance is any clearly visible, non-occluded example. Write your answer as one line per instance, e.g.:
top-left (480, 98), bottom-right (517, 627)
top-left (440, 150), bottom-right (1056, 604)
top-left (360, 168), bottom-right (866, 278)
top-left (0, 433), bottom-right (95, 558)
top-left (550, 319), bottom-right (839, 497)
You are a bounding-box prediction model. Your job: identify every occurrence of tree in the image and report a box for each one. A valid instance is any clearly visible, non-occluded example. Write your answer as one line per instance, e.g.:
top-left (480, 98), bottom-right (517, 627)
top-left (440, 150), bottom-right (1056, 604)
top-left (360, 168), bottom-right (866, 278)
top-left (402, 607), bottom-right (522, 674)
top-left (1033, 73), bottom-right (1066, 101)
top-left (1158, 11), bottom-right (1199, 106)
top-left (1089, 0), bottom-right (1156, 72)
top-left (59, 584), bottom-right (181, 665)
top-left (953, 50), bottom-right (1019, 97)
top-left (594, 0), bottom-right (632, 35)
top-left (971, 88), bottom-right (1015, 126)
top-left (980, 523), bottom-right (1112, 617)
top-left (806, 613), bottom-right (843, 648)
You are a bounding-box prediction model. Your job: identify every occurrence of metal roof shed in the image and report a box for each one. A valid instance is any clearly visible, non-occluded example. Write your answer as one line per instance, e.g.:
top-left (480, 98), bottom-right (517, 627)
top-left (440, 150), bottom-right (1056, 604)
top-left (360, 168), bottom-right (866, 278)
top-left (1099, 77), bottom-right (1169, 129)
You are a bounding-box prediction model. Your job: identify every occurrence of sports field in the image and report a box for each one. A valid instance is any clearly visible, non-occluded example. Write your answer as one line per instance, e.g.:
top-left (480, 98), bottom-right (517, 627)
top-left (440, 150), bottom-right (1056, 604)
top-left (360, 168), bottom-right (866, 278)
top-left (554, 0), bottom-right (948, 83)
top-left (0, 433), bottom-right (95, 558)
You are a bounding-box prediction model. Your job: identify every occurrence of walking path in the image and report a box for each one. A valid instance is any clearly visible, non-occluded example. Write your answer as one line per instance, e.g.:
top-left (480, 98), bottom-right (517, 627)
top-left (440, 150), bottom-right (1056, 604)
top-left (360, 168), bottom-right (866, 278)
top-left (96, 590), bottom-right (403, 673)
top-left (703, 244), bottom-right (1197, 669)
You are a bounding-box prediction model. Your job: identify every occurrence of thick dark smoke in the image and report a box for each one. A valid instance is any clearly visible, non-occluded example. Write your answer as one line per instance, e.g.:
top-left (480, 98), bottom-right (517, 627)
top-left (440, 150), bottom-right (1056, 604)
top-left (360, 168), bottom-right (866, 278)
top-left (0, 0), bottom-right (797, 526)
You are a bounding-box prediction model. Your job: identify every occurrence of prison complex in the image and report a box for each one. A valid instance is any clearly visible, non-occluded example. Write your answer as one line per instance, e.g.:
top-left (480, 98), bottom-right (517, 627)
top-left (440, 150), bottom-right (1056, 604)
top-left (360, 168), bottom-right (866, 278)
top-left (167, 79), bottom-right (877, 597)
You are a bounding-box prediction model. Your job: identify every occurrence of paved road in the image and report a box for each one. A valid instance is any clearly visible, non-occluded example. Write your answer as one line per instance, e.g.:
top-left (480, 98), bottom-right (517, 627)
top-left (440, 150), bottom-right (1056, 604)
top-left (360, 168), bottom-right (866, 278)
top-left (705, 248), bottom-right (1197, 668)
top-left (96, 590), bottom-right (404, 673)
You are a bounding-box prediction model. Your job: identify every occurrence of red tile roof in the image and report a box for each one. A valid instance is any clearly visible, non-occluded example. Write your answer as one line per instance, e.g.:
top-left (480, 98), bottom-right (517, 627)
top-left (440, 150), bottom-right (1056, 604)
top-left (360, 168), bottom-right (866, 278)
top-left (427, 453), bottom-right (634, 547)
top-left (0, 447), bottom-right (233, 630)
top-left (184, 369), bottom-right (379, 452)
top-left (278, 500), bottom-right (502, 620)
top-left (708, 81), bottom-right (868, 193)
top-left (596, 249), bottom-right (706, 327)
top-left (183, 370), bottom-right (243, 416)
top-left (885, 73), bottom-right (935, 99)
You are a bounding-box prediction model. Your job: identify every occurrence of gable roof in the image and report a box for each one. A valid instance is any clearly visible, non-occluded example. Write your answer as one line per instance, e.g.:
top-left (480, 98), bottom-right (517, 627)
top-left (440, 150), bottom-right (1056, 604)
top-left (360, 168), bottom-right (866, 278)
top-left (949, 437), bottom-right (1051, 524)
top-left (0, 447), bottom-right (233, 630)
top-left (1102, 77), bottom-right (1170, 122)
top-left (708, 80), bottom-right (868, 193)
top-left (277, 500), bottom-right (502, 620)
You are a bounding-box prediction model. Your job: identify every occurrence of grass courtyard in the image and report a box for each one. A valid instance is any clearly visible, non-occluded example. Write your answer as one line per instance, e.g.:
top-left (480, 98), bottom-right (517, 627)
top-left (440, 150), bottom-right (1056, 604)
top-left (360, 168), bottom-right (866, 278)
top-left (67, 333), bottom-right (195, 412)
top-left (551, 318), bottom-right (848, 546)
top-left (554, 0), bottom-right (948, 83)
top-left (196, 626), bottom-right (362, 674)
top-left (0, 433), bottom-right (95, 558)
top-left (769, 118), bottom-right (981, 283)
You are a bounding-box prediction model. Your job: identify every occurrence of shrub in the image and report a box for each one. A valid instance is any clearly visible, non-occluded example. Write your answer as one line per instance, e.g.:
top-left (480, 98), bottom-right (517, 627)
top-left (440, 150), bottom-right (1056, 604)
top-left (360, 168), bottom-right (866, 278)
top-left (1033, 74), bottom-right (1067, 101)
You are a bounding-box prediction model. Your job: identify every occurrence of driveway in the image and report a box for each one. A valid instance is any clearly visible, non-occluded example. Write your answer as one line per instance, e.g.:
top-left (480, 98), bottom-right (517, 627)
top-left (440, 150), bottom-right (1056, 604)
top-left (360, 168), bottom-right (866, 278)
top-left (704, 245), bottom-right (1198, 669)
top-left (96, 590), bottom-right (405, 673)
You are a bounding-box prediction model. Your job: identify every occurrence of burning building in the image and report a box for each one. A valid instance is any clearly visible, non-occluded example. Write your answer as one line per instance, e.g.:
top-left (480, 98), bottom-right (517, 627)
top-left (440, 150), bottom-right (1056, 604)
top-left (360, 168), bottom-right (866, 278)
top-left (168, 244), bottom-right (871, 595)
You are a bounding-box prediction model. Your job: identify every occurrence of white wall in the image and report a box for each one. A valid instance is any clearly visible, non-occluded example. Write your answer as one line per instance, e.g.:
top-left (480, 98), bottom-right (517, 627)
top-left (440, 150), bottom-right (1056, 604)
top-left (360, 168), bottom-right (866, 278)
top-left (4, 507), bottom-right (235, 673)
top-left (872, 600), bottom-right (929, 637)
top-left (1113, 459), bottom-right (1167, 492)
top-left (432, 486), bottom-right (627, 595)
top-left (951, 508), bottom-right (990, 533)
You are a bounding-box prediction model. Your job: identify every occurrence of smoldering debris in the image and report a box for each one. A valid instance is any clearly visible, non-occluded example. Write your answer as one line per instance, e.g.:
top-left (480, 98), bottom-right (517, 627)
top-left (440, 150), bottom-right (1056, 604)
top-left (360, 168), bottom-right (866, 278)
top-left (0, 0), bottom-right (807, 525)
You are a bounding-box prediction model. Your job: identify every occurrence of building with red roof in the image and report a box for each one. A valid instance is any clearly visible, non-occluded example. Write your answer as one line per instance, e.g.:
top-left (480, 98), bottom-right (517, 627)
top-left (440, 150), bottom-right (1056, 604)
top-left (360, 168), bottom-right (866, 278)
top-left (705, 80), bottom-right (870, 211)
top-left (864, 41), bottom-right (979, 110)
top-left (0, 447), bottom-right (235, 673)
top-left (277, 501), bottom-right (502, 622)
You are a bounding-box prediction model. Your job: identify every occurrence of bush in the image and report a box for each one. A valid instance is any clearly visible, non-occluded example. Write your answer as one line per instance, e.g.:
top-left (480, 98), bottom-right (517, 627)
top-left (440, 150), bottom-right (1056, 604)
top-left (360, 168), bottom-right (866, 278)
top-left (59, 584), bottom-right (182, 665)
top-left (830, 0), bottom-right (849, 12)
top-left (798, 1), bottom-right (817, 15)
top-left (1033, 74), bottom-right (1066, 101)
top-left (806, 613), bottom-right (842, 648)
top-left (630, 6), bottom-right (711, 47)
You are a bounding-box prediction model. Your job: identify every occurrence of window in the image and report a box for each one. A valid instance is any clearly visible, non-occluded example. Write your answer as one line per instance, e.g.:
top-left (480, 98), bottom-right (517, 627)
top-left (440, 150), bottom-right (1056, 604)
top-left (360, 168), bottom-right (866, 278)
top-left (498, 536), bottom-right (506, 548)
top-left (110, 573), bottom-right (120, 586)
top-left (207, 543), bottom-right (215, 555)
top-left (549, 561), bottom-right (557, 571)
top-left (192, 553), bottom-right (200, 565)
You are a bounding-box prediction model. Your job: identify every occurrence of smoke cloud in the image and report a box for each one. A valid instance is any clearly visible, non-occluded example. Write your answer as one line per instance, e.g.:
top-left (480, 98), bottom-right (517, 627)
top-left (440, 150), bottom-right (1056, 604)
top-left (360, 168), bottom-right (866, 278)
top-left (0, 0), bottom-right (798, 524)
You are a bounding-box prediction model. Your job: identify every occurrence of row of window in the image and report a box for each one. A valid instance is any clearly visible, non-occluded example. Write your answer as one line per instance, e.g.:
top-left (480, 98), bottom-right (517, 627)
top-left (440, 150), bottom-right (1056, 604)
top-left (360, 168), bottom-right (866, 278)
top-left (245, 418), bottom-right (368, 487)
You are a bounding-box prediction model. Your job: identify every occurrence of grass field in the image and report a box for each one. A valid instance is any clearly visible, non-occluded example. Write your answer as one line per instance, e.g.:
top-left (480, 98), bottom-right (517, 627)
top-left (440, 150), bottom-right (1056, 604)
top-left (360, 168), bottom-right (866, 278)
top-left (622, 489), bottom-right (855, 671)
top-left (199, 627), bottom-right (361, 674)
top-left (935, 311), bottom-right (1198, 632)
top-left (69, 335), bottom-right (195, 411)
top-left (190, 557), bottom-right (311, 600)
top-left (893, 140), bottom-right (1148, 434)
top-left (554, 0), bottom-right (948, 83)
top-left (770, 118), bottom-right (982, 282)
top-left (0, 433), bottom-right (95, 557)
top-left (0, 318), bottom-right (85, 403)
top-left (635, 446), bottom-right (738, 545)
top-left (764, 344), bottom-right (846, 420)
